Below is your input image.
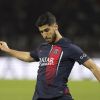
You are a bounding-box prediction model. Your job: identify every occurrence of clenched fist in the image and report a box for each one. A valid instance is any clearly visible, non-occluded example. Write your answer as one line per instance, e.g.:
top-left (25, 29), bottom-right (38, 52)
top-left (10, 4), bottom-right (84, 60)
top-left (0, 41), bottom-right (10, 52)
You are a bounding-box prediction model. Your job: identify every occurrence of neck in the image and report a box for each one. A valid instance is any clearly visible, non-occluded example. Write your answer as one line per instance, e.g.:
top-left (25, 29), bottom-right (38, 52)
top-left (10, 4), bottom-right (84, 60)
top-left (55, 31), bottom-right (63, 43)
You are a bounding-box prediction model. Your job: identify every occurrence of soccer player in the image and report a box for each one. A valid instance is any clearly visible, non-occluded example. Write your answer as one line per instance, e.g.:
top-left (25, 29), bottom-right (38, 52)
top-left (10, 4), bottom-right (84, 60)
top-left (0, 12), bottom-right (100, 100)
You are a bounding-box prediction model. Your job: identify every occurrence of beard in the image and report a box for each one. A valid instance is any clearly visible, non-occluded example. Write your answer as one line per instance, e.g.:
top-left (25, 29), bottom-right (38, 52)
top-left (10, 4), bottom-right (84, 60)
top-left (45, 32), bottom-right (57, 44)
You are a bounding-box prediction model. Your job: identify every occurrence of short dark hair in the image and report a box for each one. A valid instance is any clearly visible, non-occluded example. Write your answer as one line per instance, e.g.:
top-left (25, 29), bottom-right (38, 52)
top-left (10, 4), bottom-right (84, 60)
top-left (35, 12), bottom-right (57, 27)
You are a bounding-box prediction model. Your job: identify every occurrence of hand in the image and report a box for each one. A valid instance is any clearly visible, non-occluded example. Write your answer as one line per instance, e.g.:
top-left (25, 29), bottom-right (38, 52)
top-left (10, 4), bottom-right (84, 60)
top-left (0, 41), bottom-right (10, 52)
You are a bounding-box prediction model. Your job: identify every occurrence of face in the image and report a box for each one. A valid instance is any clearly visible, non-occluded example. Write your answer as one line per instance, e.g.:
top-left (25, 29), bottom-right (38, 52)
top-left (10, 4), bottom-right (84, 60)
top-left (39, 24), bottom-right (58, 43)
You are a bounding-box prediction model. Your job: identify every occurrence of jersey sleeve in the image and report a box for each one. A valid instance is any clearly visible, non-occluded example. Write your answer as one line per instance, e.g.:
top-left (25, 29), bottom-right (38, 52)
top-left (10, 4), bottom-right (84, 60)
top-left (69, 44), bottom-right (90, 64)
top-left (30, 49), bottom-right (39, 61)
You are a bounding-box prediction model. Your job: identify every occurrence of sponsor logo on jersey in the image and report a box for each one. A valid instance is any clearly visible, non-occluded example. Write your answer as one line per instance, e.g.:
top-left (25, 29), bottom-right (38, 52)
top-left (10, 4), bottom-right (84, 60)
top-left (80, 53), bottom-right (87, 59)
top-left (39, 57), bottom-right (54, 66)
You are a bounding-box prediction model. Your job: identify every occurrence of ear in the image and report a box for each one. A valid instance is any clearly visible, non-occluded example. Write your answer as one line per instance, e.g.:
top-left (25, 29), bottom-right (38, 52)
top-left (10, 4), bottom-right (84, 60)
top-left (54, 23), bottom-right (58, 30)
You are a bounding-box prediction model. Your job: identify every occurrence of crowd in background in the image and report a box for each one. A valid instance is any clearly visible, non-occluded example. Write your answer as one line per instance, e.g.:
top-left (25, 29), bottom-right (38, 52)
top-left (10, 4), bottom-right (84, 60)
top-left (0, 0), bottom-right (100, 57)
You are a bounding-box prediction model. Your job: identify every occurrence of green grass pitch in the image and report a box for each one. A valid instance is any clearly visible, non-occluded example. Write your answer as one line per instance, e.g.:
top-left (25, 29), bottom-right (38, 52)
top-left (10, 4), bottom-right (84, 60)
top-left (0, 80), bottom-right (99, 100)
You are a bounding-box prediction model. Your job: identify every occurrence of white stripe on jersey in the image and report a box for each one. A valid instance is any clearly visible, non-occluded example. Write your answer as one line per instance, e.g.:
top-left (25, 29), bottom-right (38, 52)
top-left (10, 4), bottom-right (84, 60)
top-left (56, 51), bottom-right (63, 76)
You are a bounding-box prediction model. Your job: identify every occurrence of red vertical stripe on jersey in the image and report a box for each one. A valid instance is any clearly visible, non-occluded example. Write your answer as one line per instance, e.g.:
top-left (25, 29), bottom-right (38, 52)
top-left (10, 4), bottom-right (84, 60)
top-left (45, 45), bottom-right (62, 84)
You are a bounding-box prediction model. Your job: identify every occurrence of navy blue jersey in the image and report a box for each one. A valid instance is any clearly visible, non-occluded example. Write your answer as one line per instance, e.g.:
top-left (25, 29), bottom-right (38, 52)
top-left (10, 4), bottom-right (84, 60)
top-left (30, 38), bottom-right (89, 99)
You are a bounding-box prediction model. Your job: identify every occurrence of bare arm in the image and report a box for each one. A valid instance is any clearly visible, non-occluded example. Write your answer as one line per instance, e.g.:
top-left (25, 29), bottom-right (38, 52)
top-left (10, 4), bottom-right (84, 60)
top-left (83, 59), bottom-right (100, 82)
top-left (0, 41), bottom-right (35, 62)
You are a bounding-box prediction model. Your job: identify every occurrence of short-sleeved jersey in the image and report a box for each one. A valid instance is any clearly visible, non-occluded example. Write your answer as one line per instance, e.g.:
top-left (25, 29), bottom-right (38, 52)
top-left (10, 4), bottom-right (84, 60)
top-left (30, 38), bottom-right (89, 99)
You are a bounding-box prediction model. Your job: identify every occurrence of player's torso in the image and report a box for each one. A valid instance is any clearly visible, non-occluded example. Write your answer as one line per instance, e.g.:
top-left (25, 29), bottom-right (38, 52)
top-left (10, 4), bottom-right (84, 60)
top-left (37, 40), bottom-right (74, 85)
top-left (35, 38), bottom-right (75, 98)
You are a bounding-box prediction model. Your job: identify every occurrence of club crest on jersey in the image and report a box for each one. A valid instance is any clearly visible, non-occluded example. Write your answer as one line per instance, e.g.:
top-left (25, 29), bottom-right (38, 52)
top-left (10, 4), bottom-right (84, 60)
top-left (53, 49), bottom-right (59, 54)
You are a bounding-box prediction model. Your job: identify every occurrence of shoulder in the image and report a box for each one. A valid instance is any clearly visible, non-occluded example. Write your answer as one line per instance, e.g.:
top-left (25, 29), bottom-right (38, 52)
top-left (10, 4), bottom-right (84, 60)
top-left (69, 43), bottom-right (82, 50)
top-left (68, 43), bottom-right (84, 54)
top-left (62, 38), bottom-right (81, 49)
top-left (35, 42), bottom-right (49, 51)
top-left (61, 38), bottom-right (81, 49)
top-left (38, 42), bottom-right (48, 48)
top-left (57, 37), bottom-right (72, 47)
top-left (62, 37), bottom-right (72, 44)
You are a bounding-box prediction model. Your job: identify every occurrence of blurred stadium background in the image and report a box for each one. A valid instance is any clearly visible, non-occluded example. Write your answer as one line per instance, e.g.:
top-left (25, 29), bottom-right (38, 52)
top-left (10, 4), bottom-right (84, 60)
top-left (0, 0), bottom-right (100, 100)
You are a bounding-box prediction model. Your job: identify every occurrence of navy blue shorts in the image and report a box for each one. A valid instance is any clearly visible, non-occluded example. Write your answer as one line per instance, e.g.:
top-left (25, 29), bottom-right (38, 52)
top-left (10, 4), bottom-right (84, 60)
top-left (34, 95), bottom-right (74, 100)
